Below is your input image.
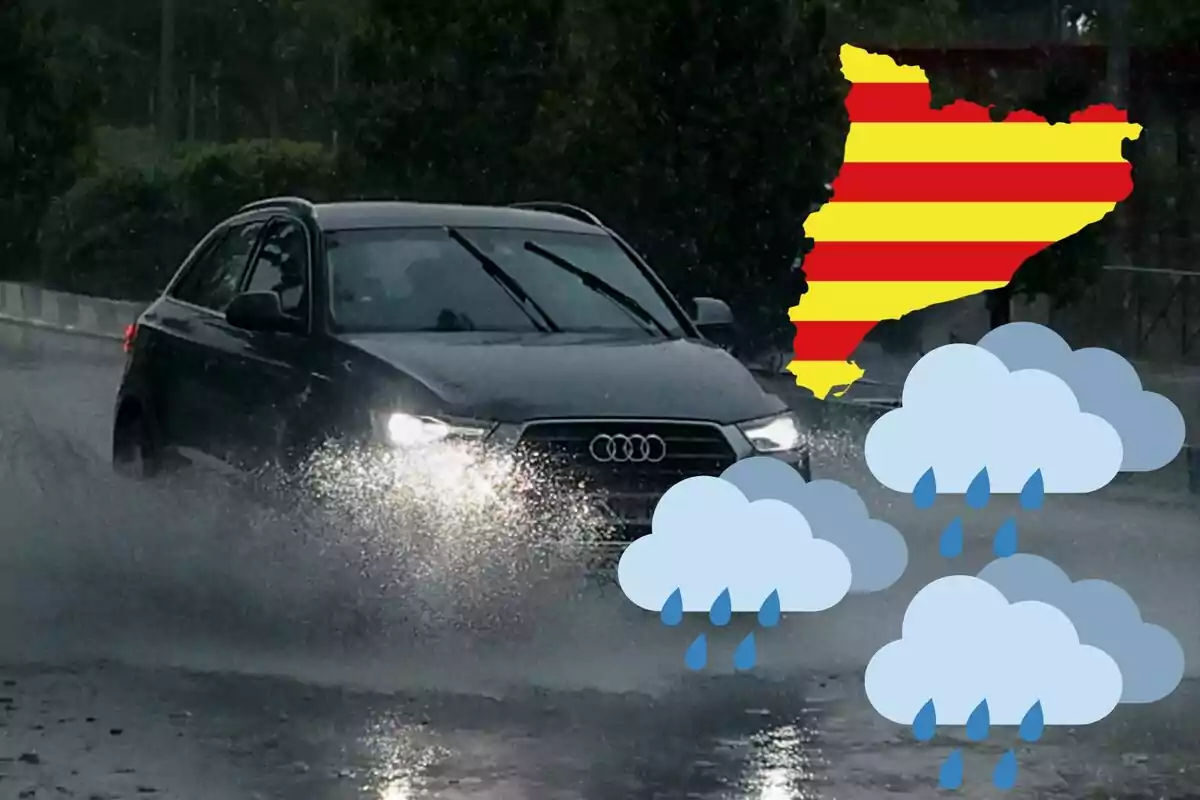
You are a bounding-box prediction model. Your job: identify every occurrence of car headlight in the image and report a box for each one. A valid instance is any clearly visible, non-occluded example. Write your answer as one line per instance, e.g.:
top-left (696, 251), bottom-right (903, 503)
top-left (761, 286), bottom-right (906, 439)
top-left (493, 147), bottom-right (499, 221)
top-left (376, 411), bottom-right (495, 447)
top-left (737, 411), bottom-right (804, 453)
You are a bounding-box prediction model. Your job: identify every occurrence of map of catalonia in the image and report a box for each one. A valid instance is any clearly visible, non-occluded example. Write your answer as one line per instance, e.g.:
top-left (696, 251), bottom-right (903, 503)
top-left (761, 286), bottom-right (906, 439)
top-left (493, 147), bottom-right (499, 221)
top-left (789, 44), bottom-right (1143, 399)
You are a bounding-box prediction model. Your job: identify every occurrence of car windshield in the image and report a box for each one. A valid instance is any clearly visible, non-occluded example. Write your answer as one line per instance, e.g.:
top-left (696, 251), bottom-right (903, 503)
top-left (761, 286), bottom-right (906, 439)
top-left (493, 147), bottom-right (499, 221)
top-left (325, 227), bottom-right (686, 335)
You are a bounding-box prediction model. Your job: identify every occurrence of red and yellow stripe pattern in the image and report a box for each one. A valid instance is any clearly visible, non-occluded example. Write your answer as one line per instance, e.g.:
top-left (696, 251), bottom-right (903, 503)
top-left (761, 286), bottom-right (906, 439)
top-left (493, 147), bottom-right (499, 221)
top-left (788, 44), bottom-right (1142, 399)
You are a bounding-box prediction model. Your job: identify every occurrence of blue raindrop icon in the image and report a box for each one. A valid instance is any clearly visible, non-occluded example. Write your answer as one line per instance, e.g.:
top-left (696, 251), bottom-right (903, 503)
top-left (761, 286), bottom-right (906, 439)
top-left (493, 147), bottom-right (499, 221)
top-left (1020, 469), bottom-right (1045, 510)
top-left (993, 518), bottom-right (1019, 558)
top-left (938, 517), bottom-right (964, 559)
top-left (684, 634), bottom-right (708, 670)
top-left (965, 699), bottom-right (990, 741)
top-left (939, 749), bottom-right (964, 790)
top-left (913, 468), bottom-right (937, 509)
top-left (966, 468), bottom-right (991, 509)
top-left (757, 590), bottom-right (781, 628)
top-left (733, 633), bottom-right (757, 671)
top-left (993, 749), bottom-right (1019, 790)
top-left (1018, 701), bottom-right (1045, 742)
top-left (912, 699), bottom-right (937, 742)
top-left (661, 589), bottom-right (683, 626)
top-left (709, 588), bottom-right (732, 626)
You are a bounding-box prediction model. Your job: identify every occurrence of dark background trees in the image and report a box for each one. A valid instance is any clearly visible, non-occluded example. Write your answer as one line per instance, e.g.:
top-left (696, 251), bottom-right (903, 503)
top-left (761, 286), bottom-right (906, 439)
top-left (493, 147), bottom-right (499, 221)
top-left (4, 0), bottom-right (1192, 349)
top-left (1, 0), bottom-right (97, 279)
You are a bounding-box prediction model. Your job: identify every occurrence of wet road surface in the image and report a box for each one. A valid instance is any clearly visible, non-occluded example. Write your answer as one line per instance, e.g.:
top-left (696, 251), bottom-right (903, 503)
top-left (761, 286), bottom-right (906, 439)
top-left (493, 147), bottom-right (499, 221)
top-left (1, 321), bottom-right (1199, 799)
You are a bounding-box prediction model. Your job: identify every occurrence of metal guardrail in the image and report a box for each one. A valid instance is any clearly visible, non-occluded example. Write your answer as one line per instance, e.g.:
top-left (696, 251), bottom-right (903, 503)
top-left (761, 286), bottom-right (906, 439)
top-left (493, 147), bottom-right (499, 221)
top-left (1055, 264), bottom-right (1200, 363)
top-left (0, 282), bottom-right (143, 340)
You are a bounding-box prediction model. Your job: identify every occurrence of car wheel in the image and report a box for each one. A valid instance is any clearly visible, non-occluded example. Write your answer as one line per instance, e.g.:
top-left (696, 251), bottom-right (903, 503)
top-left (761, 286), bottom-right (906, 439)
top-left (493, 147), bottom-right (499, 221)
top-left (112, 408), bottom-right (161, 480)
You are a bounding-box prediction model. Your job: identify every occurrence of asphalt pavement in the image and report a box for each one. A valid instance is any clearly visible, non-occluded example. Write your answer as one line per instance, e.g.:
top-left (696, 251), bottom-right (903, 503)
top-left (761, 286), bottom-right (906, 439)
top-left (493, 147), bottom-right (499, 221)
top-left (1, 321), bottom-right (1199, 799)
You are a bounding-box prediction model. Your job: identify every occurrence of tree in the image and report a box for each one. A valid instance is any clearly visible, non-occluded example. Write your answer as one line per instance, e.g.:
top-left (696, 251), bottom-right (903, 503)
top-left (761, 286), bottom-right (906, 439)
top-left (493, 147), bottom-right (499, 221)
top-left (32, 0), bottom-right (354, 143)
top-left (528, 0), bottom-right (842, 354)
top-left (342, 0), bottom-right (567, 202)
top-left (157, 0), bottom-right (176, 142)
top-left (1063, 0), bottom-right (1200, 43)
top-left (342, 0), bottom-right (843, 355)
top-left (827, 0), bottom-right (963, 45)
top-left (0, 0), bottom-right (96, 278)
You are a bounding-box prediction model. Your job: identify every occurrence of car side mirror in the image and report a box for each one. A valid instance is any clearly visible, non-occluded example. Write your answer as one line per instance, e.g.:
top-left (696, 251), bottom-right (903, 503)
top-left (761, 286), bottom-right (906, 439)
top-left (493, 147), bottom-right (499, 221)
top-left (690, 296), bottom-right (738, 347)
top-left (225, 291), bottom-right (297, 333)
top-left (692, 296), bottom-right (735, 327)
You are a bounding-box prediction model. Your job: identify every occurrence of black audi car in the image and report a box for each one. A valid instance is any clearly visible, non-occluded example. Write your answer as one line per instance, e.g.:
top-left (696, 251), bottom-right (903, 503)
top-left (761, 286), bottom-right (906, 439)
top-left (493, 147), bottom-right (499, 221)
top-left (112, 197), bottom-right (810, 534)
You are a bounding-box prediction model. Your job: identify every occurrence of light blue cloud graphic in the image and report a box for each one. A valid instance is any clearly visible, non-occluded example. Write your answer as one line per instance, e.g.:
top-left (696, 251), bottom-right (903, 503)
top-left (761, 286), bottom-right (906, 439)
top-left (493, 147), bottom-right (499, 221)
top-left (864, 343), bottom-right (1124, 494)
top-left (721, 456), bottom-right (908, 593)
top-left (977, 322), bottom-right (1186, 472)
top-left (617, 475), bottom-right (852, 614)
top-left (865, 575), bottom-right (1122, 726)
top-left (977, 554), bottom-right (1184, 703)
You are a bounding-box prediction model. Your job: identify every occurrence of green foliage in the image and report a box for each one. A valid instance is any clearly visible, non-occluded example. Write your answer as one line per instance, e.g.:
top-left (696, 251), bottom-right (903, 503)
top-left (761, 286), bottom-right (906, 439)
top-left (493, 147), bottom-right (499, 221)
top-left (38, 166), bottom-right (188, 299)
top-left (829, 0), bottom-right (963, 45)
top-left (93, 125), bottom-right (172, 172)
top-left (35, 0), bottom-right (363, 142)
top-left (343, 0), bottom-right (566, 202)
top-left (1066, 0), bottom-right (1200, 45)
top-left (0, 0), bottom-right (97, 278)
top-left (33, 0), bottom-right (1158, 320)
top-left (523, 0), bottom-right (842, 351)
top-left (37, 139), bottom-right (344, 298)
top-left (173, 138), bottom-right (346, 232)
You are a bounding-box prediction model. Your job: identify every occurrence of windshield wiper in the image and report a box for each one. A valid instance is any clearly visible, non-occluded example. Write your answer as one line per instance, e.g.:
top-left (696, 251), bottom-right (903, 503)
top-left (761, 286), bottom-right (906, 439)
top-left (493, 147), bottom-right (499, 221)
top-left (522, 241), bottom-right (674, 338)
top-left (446, 228), bottom-right (560, 333)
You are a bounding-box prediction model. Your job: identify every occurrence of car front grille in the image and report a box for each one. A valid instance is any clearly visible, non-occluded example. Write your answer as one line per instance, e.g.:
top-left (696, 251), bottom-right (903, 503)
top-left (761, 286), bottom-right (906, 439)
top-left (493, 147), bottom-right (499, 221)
top-left (515, 420), bottom-right (737, 495)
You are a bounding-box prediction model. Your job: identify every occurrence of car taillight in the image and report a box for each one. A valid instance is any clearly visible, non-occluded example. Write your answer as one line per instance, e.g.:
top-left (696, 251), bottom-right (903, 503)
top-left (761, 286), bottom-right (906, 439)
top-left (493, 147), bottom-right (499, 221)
top-left (122, 323), bottom-right (137, 353)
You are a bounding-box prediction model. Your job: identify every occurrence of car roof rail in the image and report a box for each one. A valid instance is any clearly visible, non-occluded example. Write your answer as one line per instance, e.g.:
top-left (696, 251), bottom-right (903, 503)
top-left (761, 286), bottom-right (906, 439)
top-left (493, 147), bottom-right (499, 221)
top-left (509, 201), bottom-right (605, 227)
top-left (238, 196), bottom-right (315, 215)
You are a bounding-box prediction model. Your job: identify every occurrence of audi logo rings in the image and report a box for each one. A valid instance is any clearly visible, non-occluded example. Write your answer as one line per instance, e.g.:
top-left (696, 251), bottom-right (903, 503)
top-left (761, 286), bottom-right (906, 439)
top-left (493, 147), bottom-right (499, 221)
top-left (589, 433), bottom-right (668, 463)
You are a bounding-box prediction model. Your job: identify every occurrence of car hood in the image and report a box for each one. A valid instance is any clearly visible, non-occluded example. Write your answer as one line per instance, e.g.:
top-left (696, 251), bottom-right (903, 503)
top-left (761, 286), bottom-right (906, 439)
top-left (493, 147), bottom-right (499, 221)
top-left (337, 331), bottom-right (785, 424)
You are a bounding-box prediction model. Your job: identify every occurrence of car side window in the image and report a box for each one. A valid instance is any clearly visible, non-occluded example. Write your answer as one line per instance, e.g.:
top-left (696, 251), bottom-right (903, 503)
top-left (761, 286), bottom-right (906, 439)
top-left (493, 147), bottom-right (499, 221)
top-left (172, 221), bottom-right (265, 311)
top-left (243, 219), bottom-right (309, 320)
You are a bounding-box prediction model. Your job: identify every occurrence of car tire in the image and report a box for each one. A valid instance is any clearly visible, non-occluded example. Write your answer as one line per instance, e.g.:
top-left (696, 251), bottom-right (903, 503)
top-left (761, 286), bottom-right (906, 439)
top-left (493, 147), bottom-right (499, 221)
top-left (112, 408), bottom-right (161, 480)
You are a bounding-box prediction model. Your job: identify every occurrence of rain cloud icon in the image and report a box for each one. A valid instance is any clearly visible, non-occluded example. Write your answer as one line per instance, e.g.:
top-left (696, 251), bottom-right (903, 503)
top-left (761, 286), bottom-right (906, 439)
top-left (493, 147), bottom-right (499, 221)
top-left (617, 457), bottom-right (908, 670)
top-left (618, 474), bottom-right (852, 613)
top-left (863, 323), bottom-right (1189, 558)
top-left (866, 573), bottom-right (1124, 789)
top-left (866, 322), bottom-right (1187, 502)
top-left (864, 554), bottom-right (1185, 790)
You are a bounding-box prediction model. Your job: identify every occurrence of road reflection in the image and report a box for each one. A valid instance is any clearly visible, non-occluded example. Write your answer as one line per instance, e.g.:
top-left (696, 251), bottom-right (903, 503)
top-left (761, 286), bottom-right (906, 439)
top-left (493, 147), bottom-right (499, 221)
top-left (741, 724), bottom-right (823, 800)
top-left (360, 716), bottom-right (448, 796)
top-left (351, 703), bottom-right (825, 799)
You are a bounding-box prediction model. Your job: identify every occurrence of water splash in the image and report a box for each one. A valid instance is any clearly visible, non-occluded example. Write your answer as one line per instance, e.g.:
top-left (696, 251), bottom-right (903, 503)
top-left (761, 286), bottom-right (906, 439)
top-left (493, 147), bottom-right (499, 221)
top-left (1020, 469), bottom-right (1045, 510)
top-left (1018, 701), bottom-right (1044, 742)
top-left (757, 590), bottom-right (781, 627)
top-left (733, 633), bottom-right (757, 670)
top-left (966, 468), bottom-right (991, 509)
top-left (993, 749), bottom-right (1019, 790)
top-left (938, 517), bottom-right (964, 559)
top-left (965, 699), bottom-right (990, 741)
top-left (660, 588), bottom-right (683, 626)
top-left (913, 468), bottom-right (937, 509)
top-left (709, 588), bottom-right (732, 626)
top-left (993, 518), bottom-right (1019, 558)
top-left (938, 749), bottom-right (964, 790)
top-left (684, 634), bottom-right (708, 670)
top-left (912, 699), bottom-right (937, 742)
